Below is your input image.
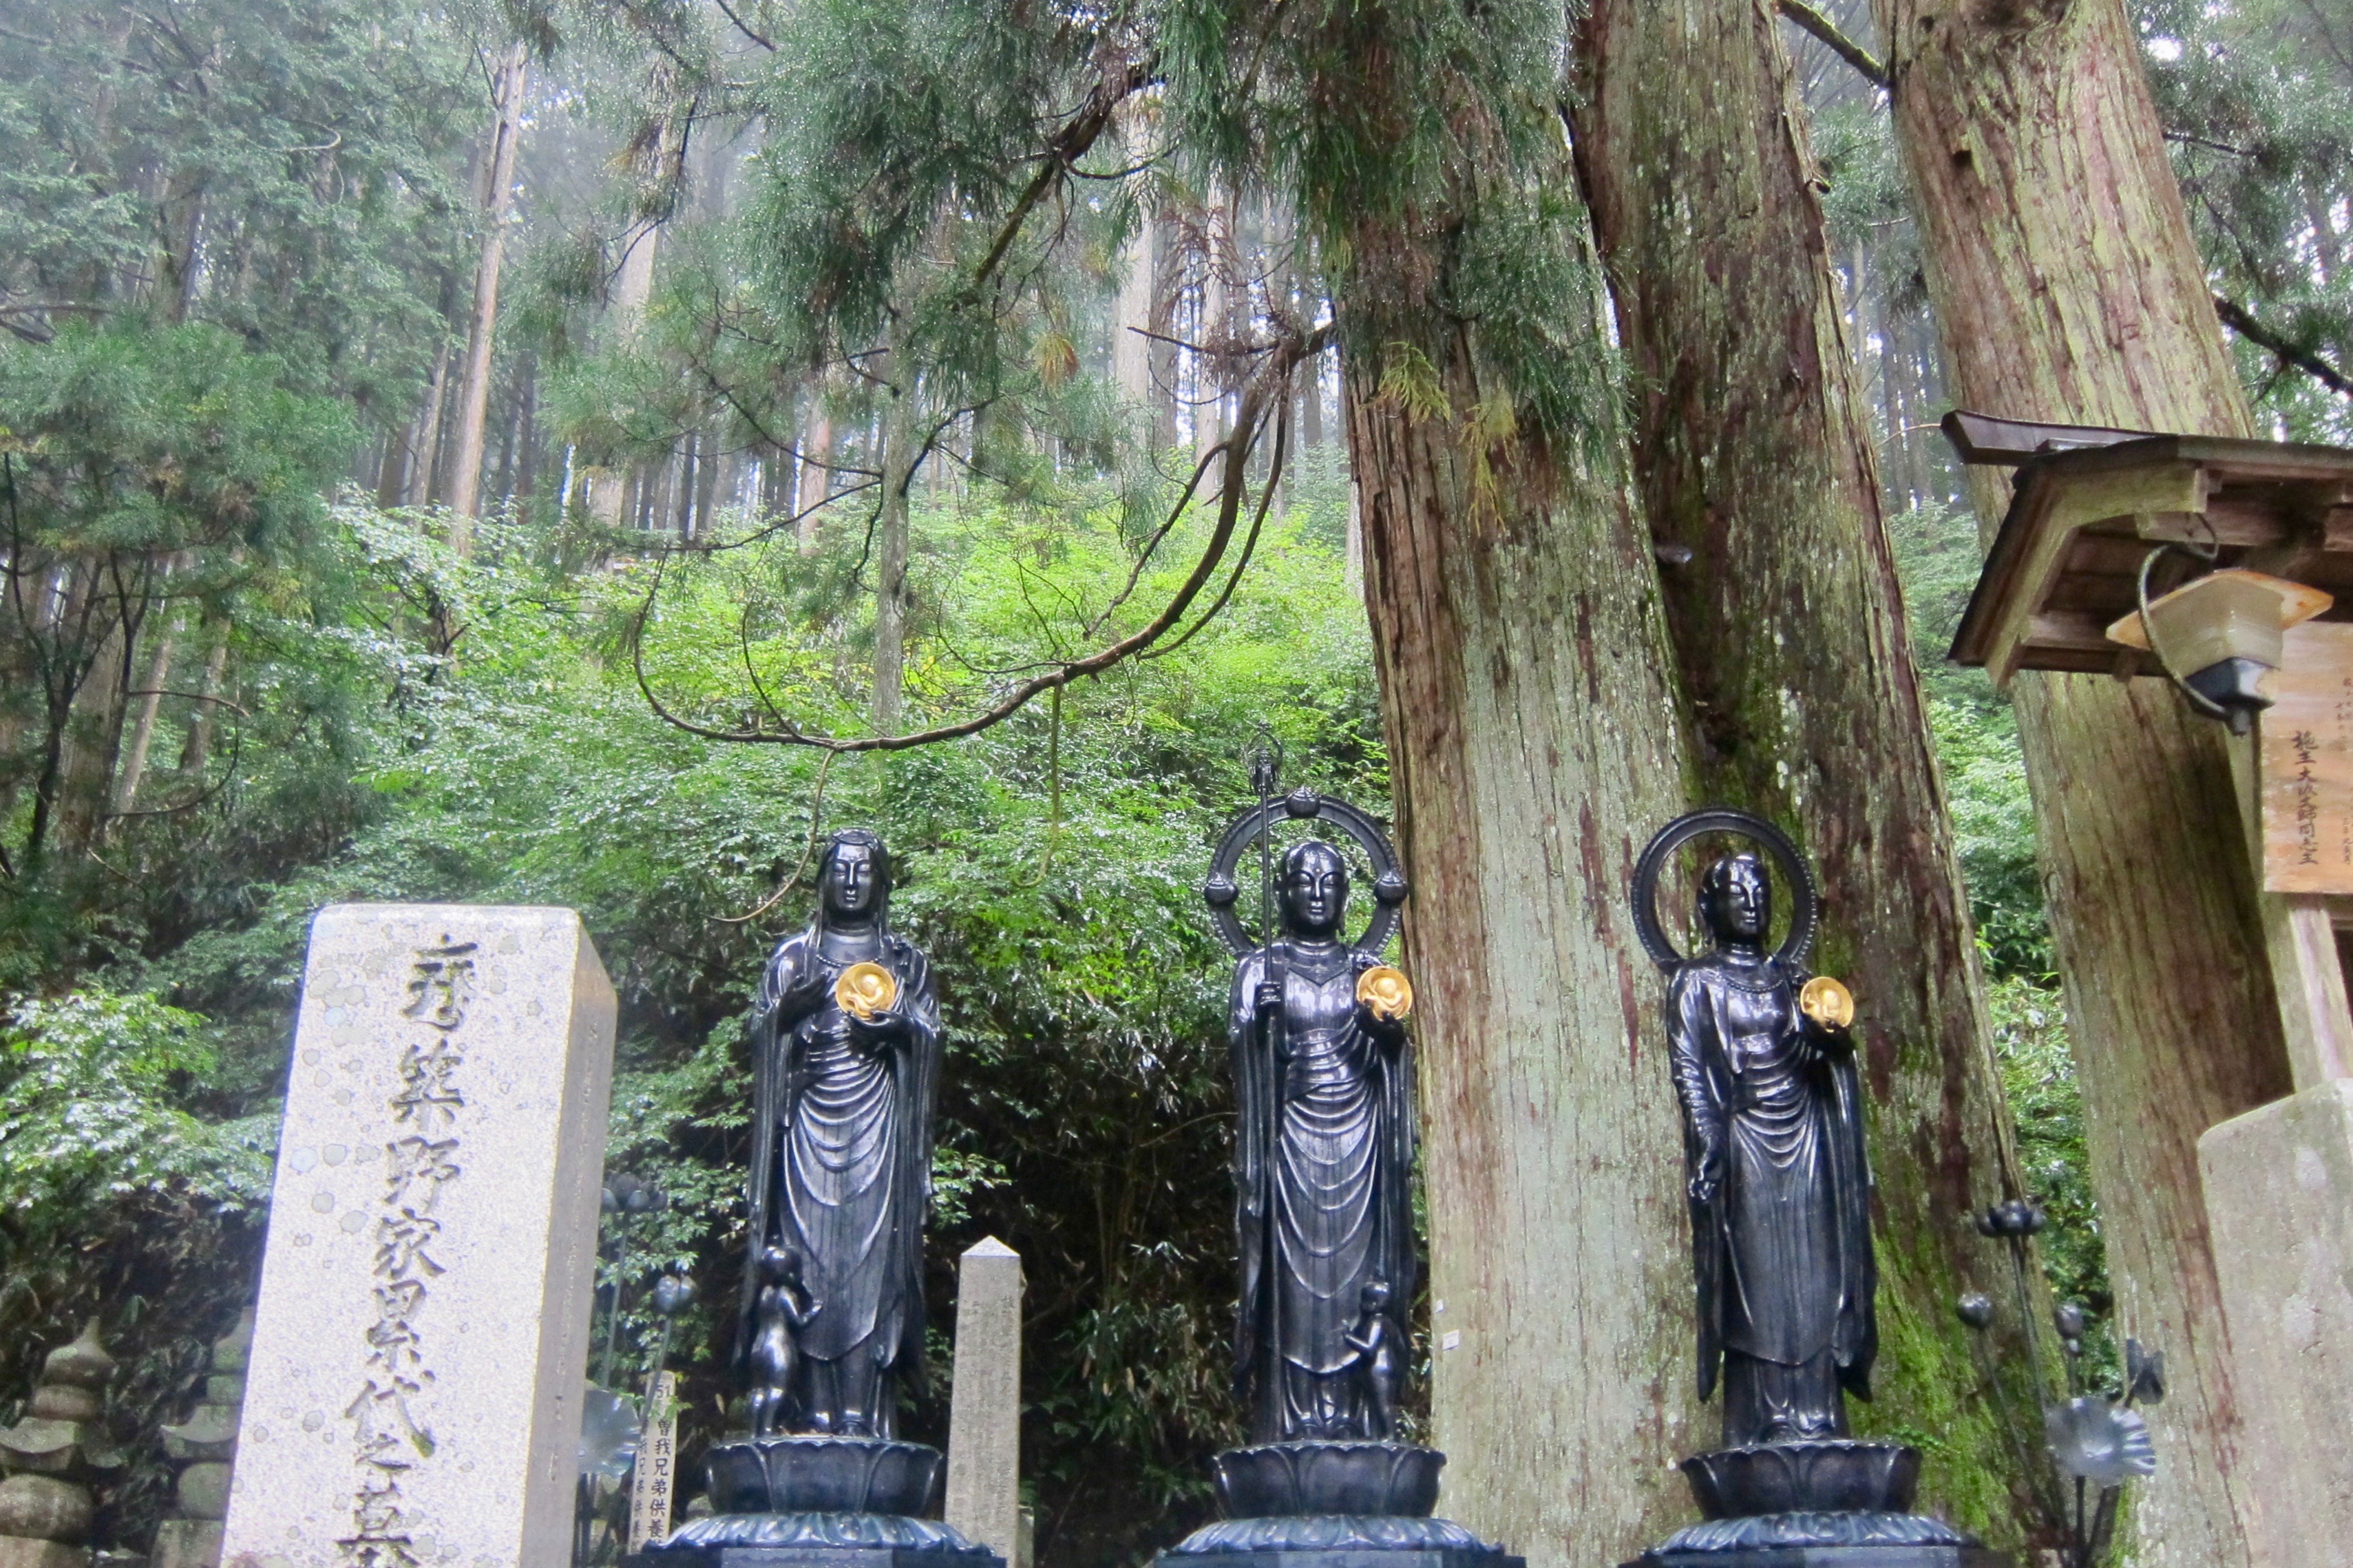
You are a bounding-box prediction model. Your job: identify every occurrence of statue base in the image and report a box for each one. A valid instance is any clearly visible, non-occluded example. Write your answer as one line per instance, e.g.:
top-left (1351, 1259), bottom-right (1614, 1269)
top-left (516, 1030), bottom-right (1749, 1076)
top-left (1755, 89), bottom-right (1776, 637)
top-left (704, 1437), bottom-right (944, 1516)
top-left (632, 1439), bottom-right (1001, 1568)
top-left (1154, 1445), bottom-right (1520, 1568)
top-left (629, 1511), bottom-right (1001, 1568)
top-left (1214, 1444), bottom-right (1443, 1518)
top-left (1626, 1544), bottom-right (2007, 1568)
top-left (1623, 1442), bottom-right (2007, 1568)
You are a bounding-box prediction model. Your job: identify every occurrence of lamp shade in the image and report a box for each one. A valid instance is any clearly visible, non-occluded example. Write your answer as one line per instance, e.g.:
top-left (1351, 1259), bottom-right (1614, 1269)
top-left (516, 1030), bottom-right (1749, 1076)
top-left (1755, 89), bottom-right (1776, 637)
top-left (2104, 569), bottom-right (2332, 671)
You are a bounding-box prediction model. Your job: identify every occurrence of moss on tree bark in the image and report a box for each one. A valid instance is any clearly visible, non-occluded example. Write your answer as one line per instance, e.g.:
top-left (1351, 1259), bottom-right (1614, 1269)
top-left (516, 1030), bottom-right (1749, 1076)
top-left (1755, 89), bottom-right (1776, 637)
top-left (1566, 0), bottom-right (2055, 1549)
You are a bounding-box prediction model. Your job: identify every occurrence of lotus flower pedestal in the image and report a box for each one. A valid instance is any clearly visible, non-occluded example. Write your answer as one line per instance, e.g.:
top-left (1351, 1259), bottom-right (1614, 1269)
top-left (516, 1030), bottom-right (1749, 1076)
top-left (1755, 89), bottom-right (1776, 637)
top-left (1623, 1441), bottom-right (2008, 1568)
top-left (629, 1437), bottom-right (1002, 1568)
top-left (1153, 1443), bottom-right (1520, 1568)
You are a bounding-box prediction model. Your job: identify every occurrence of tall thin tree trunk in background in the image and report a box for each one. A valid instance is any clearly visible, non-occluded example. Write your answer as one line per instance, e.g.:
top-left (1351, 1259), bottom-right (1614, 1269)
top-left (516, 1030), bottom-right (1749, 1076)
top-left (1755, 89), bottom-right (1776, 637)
top-left (1194, 196), bottom-right (1232, 465)
top-left (512, 351), bottom-right (540, 506)
top-left (1570, 1), bottom-right (2043, 1549)
top-left (54, 595), bottom-right (136, 858)
top-left (1872, 1), bottom-right (2282, 1560)
top-left (1114, 191), bottom-right (1155, 410)
top-left (112, 611), bottom-right (177, 817)
top-left (692, 425), bottom-right (721, 538)
top-left (1149, 208), bottom-right (1181, 448)
top-left (405, 335), bottom-right (454, 508)
top-left (871, 354), bottom-right (917, 736)
top-left (589, 222), bottom-right (662, 528)
top-left (444, 40), bottom-right (529, 549)
top-left (797, 408), bottom-right (832, 546)
top-left (178, 635), bottom-right (228, 777)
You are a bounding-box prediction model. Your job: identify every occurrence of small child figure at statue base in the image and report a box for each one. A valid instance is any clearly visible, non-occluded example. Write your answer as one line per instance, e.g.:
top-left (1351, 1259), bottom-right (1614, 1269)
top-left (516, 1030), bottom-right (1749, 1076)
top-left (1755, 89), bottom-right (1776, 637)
top-left (750, 1244), bottom-right (819, 1438)
top-left (1343, 1278), bottom-right (1401, 1441)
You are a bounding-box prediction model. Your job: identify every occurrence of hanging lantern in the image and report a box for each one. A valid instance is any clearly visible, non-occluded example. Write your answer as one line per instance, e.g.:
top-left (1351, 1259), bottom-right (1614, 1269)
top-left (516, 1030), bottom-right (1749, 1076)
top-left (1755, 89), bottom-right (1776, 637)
top-left (2105, 569), bottom-right (2332, 734)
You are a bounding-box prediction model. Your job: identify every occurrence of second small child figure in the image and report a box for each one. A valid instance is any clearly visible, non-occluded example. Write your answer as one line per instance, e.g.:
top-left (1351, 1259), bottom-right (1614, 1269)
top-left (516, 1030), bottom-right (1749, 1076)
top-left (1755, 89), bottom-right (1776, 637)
top-left (1343, 1278), bottom-right (1402, 1441)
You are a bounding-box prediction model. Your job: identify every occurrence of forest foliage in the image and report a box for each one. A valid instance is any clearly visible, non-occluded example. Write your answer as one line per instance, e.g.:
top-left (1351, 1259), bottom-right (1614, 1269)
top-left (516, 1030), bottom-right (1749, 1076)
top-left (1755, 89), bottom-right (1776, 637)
top-left (1, 0), bottom-right (2347, 1559)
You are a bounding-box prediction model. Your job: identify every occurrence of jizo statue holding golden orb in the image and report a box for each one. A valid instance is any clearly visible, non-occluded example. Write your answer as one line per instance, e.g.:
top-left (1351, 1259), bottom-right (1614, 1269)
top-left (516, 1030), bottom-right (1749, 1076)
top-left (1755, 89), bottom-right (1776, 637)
top-left (1623, 810), bottom-right (2003, 1567)
top-left (739, 828), bottom-right (941, 1442)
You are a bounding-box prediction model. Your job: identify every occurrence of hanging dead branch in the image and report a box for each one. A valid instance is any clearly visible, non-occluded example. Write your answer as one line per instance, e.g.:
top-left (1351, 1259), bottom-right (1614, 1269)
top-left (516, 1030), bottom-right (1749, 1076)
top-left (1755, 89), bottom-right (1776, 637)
top-left (629, 323), bottom-right (1330, 755)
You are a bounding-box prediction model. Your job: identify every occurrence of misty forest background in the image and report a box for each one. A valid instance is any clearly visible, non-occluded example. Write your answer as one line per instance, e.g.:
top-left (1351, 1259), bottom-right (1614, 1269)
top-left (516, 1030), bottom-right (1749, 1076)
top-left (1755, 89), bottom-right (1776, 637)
top-left (1, 0), bottom-right (2348, 1562)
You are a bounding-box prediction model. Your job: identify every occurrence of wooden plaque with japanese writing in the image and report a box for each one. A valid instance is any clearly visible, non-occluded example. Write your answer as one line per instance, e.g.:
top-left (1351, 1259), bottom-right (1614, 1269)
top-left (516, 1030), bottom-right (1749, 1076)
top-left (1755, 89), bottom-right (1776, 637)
top-left (2261, 623), bottom-right (2353, 893)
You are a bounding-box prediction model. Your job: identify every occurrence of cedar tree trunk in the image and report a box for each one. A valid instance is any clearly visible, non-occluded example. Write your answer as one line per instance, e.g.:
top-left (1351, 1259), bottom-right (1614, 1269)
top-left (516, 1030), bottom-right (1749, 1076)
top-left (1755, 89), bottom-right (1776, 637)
top-left (445, 41), bottom-right (529, 544)
top-left (1870, 1), bottom-right (2285, 1560)
top-left (1569, 0), bottom-right (2048, 1547)
top-left (1344, 321), bottom-right (1700, 1562)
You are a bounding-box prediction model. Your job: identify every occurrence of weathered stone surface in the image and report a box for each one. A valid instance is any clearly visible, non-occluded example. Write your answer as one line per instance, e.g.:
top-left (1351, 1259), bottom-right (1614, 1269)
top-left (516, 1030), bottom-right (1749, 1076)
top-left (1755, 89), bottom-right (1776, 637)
top-left (0, 1476), bottom-right (91, 1543)
top-left (175, 1464), bottom-right (231, 1523)
top-left (23, 1392), bottom-right (96, 1426)
top-left (40, 1326), bottom-right (112, 1396)
top-left (943, 1240), bottom-right (1022, 1565)
top-left (209, 1311), bottom-right (253, 1377)
top-left (218, 905), bottom-right (616, 1568)
top-left (0, 1537), bottom-right (85, 1568)
top-left (2201, 1079), bottom-right (2353, 1567)
top-left (0, 1423), bottom-right (85, 1475)
top-left (158, 1409), bottom-right (238, 1465)
top-left (150, 1518), bottom-right (222, 1568)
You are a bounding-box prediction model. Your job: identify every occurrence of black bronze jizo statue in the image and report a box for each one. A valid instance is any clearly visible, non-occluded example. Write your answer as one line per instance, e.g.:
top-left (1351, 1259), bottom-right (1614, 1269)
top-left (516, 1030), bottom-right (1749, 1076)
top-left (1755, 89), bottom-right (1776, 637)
top-left (1667, 851), bottom-right (1875, 1448)
top-left (1627, 810), bottom-right (2002, 1567)
top-left (644, 829), bottom-right (995, 1567)
top-left (1158, 750), bottom-right (1518, 1568)
top-left (1230, 836), bottom-right (1417, 1443)
top-left (741, 828), bottom-right (940, 1439)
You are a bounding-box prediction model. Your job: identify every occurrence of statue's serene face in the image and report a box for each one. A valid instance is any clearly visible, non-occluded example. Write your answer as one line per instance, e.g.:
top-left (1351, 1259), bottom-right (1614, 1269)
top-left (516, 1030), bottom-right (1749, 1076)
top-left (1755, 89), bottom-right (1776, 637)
top-left (1704, 856), bottom-right (1769, 945)
top-left (1280, 843), bottom-right (1349, 938)
top-left (824, 841), bottom-right (882, 919)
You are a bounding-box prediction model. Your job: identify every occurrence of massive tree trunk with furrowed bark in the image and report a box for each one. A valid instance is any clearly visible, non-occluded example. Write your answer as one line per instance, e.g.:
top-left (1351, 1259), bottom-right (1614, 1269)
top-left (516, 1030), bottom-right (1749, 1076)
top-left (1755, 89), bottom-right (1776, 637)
top-left (1568, 0), bottom-right (2048, 1549)
top-left (1340, 262), bottom-right (1702, 1566)
top-left (1868, 1), bottom-right (2287, 1560)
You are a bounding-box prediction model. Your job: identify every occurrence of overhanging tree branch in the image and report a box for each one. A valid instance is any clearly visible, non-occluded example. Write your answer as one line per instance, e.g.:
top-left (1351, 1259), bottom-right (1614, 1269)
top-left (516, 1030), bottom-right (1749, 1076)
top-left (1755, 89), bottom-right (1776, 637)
top-left (2214, 295), bottom-right (2353, 399)
top-left (631, 325), bottom-right (1333, 754)
top-left (972, 57), bottom-right (1156, 291)
top-left (1777, 0), bottom-right (1888, 89)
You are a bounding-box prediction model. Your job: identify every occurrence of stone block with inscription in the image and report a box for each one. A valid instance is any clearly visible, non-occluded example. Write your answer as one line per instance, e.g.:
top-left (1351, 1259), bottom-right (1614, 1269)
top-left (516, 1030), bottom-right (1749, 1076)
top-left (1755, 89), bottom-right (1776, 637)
top-left (220, 905), bottom-right (616, 1568)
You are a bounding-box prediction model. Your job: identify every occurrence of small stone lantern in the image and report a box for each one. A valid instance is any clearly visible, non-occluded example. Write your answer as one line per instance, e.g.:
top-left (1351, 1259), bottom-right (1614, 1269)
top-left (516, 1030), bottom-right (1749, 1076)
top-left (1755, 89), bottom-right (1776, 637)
top-left (0, 1322), bottom-right (124, 1568)
top-left (152, 1309), bottom-right (252, 1568)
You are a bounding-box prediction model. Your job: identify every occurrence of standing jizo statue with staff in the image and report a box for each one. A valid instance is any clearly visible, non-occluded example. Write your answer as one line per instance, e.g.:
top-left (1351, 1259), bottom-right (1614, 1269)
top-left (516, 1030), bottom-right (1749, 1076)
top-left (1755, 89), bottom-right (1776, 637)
top-left (1154, 743), bottom-right (1521, 1568)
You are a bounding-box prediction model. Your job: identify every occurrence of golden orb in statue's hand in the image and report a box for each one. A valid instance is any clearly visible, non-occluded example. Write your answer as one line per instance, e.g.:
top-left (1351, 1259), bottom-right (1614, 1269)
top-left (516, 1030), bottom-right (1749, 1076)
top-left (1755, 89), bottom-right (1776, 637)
top-left (1355, 965), bottom-right (1414, 1022)
top-left (1800, 975), bottom-right (1855, 1031)
top-left (835, 962), bottom-right (898, 1021)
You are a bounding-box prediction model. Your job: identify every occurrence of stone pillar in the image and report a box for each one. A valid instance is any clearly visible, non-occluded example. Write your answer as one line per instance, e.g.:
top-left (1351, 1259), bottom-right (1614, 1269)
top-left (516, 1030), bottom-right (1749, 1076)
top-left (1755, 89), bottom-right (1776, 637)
top-left (2200, 1079), bottom-right (2353, 1567)
top-left (220, 905), bottom-right (616, 1568)
top-left (943, 1239), bottom-right (1023, 1564)
top-left (153, 1307), bottom-right (253, 1568)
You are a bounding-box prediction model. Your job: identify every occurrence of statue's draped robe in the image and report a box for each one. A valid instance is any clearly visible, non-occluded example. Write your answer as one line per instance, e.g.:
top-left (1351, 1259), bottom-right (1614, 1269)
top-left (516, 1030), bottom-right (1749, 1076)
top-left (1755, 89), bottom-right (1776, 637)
top-left (1667, 955), bottom-right (1874, 1448)
top-left (741, 927), bottom-right (940, 1434)
top-left (1231, 942), bottom-right (1416, 1441)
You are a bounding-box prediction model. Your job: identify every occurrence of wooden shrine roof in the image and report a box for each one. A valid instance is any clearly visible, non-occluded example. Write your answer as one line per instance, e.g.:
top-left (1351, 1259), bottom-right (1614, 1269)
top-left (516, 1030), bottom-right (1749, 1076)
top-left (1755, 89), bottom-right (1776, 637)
top-left (1944, 413), bottom-right (2353, 685)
